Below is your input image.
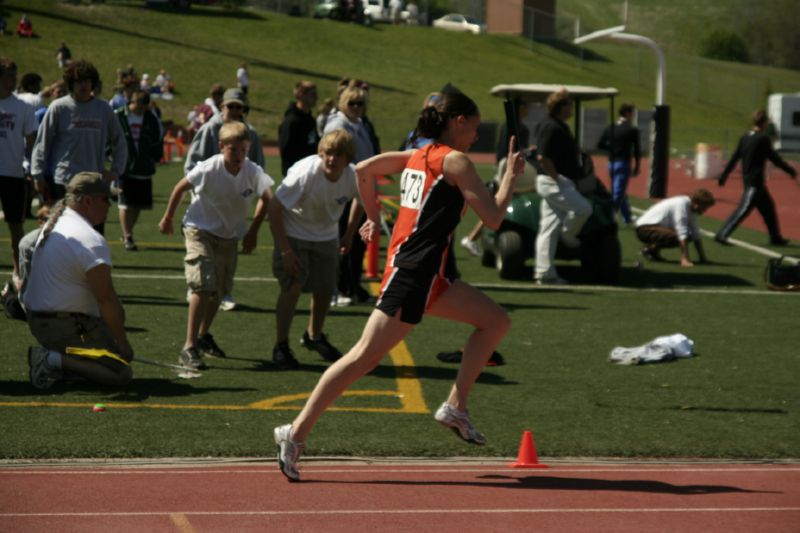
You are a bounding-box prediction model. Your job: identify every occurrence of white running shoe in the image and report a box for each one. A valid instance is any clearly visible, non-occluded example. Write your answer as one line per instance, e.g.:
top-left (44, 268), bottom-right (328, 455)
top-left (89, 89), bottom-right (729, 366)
top-left (274, 424), bottom-right (304, 481)
top-left (219, 294), bottom-right (236, 311)
top-left (434, 402), bottom-right (487, 445)
top-left (460, 236), bottom-right (480, 256)
top-left (330, 294), bottom-right (352, 308)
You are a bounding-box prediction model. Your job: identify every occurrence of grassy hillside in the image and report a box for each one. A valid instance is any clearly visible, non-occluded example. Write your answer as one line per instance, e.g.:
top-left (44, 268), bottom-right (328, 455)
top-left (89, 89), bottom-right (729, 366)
top-left (3, 0), bottom-right (799, 153)
top-left (559, 0), bottom-right (739, 56)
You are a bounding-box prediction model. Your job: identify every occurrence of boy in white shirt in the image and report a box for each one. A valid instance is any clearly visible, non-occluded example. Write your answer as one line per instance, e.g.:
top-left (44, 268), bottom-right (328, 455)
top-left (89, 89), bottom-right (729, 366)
top-left (159, 122), bottom-right (274, 370)
top-left (269, 130), bottom-right (362, 369)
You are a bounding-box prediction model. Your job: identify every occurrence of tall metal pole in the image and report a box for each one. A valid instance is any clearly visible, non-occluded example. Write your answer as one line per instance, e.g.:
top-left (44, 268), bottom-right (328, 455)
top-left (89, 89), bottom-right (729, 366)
top-left (607, 33), bottom-right (665, 105)
top-left (574, 29), bottom-right (670, 197)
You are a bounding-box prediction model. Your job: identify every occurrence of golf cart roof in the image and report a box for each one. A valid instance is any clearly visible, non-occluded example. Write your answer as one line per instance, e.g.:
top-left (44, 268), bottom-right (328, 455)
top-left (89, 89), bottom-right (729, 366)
top-left (490, 84), bottom-right (619, 102)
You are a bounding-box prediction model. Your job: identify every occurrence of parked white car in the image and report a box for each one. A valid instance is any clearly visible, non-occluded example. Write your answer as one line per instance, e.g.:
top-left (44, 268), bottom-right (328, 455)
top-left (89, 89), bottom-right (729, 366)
top-left (432, 13), bottom-right (485, 34)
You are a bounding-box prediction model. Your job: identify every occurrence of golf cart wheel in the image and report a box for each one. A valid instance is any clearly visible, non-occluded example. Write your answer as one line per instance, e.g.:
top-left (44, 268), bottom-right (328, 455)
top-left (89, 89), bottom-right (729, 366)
top-left (581, 232), bottom-right (622, 283)
top-left (496, 231), bottom-right (525, 280)
top-left (481, 248), bottom-right (496, 268)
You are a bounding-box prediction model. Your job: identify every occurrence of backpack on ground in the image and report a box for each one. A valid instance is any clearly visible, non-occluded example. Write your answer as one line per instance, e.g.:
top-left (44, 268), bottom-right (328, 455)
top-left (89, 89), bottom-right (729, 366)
top-left (765, 256), bottom-right (800, 291)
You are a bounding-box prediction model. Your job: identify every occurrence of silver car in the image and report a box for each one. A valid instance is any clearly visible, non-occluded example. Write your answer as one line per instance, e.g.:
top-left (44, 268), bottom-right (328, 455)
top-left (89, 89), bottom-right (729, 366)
top-left (432, 13), bottom-right (485, 34)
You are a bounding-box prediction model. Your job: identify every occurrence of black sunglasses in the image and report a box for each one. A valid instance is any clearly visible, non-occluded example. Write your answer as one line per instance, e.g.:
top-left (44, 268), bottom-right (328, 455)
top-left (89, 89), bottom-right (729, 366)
top-left (348, 101), bottom-right (365, 108)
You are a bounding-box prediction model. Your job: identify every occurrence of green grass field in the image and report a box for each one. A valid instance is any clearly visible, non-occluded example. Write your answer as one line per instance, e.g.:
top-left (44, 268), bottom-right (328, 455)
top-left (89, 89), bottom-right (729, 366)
top-left (1, 161), bottom-right (798, 460)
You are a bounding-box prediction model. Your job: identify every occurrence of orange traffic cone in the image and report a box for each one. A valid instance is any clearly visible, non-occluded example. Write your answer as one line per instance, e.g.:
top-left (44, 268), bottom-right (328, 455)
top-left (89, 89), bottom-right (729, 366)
top-left (509, 430), bottom-right (548, 468)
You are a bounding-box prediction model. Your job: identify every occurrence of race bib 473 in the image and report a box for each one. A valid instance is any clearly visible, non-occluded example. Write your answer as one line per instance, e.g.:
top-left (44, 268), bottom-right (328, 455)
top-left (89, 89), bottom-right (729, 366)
top-left (399, 168), bottom-right (425, 210)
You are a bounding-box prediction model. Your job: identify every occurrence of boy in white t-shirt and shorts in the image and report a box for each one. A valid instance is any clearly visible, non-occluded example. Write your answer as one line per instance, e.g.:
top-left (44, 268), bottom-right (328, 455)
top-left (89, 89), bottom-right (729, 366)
top-left (268, 130), bottom-right (362, 369)
top-left (159, 122), bottom-right (274, 370)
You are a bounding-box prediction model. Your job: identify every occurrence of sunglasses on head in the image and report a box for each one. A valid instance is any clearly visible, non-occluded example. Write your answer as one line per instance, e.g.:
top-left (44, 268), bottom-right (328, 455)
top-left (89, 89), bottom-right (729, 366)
top-left (226, 103), bottom-right (244, 110)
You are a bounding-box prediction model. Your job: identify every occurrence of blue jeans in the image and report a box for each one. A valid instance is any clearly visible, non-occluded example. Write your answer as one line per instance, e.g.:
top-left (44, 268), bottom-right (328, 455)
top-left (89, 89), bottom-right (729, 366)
top-left (609, 160), bottom-right (632, 223)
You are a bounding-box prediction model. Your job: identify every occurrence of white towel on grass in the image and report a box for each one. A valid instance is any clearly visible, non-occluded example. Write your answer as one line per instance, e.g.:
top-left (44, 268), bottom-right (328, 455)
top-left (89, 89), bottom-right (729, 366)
top-left (609, 333), bottom-right (695, 365)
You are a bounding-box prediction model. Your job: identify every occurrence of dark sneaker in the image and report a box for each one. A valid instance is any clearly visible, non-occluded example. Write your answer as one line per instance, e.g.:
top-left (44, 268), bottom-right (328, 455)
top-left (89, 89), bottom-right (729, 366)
top-left (197, 333), bottom-right (226, 358)
top-left (180, 346), bottom-right (207, 370)
top-left (770, 237), bottom-right (790, 246)
top-left (300, 331), bottom-right (342, 362)
top-left (122, 236), bottom-right (138, 251)
top-left (352, 288), bottom-right (376, 305)
top-left (273, 341), bottom-right (300, 370)
top-left (436, 349), bottom-right (505, 366)
top-left (640, 247), bottom-right (664, 261)
top-left (28, 346), bottom-right (62, 390)
top-left (714, 235), bottom-right (732, 246)
top-left (274, 424), bottom-right (304, 481)
top-left (434, 402), bottom-right (487, 445)
top-left (535, 275), bottom-right (568, 285)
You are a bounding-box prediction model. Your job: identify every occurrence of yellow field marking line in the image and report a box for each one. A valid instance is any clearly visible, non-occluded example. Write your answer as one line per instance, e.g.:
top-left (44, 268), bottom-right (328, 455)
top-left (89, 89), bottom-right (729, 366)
top-left (0, 285), bottom-right (429, 414)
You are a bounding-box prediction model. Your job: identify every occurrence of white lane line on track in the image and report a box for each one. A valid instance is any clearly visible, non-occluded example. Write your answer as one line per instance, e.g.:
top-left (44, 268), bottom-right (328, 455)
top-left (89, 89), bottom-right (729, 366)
top-left (473, 282), bottom-right (795, 296)
top-left (3, 508), bottom-right (799, 517)
top-left (3, 467), bottom-right (800, 475)
top-left (697, 229), bottom-right (798, 263)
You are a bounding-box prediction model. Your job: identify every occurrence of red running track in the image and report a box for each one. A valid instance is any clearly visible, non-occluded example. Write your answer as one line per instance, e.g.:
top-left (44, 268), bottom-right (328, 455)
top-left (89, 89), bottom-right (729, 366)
top-left (591, 156), bottom-right (800, 241)
top-left (269, 147), bottom-right (800, 241)
top-left (466, 151), bottom-right (800, 241)
top-left (2, 460), bottom-right (799, 532)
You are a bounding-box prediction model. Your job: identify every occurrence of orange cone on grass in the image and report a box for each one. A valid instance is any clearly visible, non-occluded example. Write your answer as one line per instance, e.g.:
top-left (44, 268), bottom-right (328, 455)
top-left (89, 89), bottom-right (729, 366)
top-left (509, 430), bottom-right (548, 468)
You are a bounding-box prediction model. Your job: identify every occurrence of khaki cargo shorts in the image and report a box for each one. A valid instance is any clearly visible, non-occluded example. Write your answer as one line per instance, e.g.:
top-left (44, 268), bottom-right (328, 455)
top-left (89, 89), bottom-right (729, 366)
top-left (183, 226), bottom-right (238, 299)
top-left (272, 236), bottom-right (338, 294)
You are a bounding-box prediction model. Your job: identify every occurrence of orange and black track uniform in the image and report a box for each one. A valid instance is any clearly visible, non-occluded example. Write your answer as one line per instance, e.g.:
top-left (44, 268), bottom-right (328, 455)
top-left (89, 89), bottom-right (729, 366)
top-left (376, 144), bottom-right (466, 324)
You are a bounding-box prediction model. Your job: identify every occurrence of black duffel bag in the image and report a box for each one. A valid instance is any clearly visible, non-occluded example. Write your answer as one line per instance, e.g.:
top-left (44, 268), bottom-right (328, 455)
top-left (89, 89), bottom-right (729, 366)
top-left (765, 256), bottom-right (800, 291)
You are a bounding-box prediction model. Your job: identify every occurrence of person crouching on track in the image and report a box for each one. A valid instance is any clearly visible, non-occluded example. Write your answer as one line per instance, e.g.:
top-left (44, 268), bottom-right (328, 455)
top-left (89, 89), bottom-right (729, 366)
top-left (273, 90), bottom-right (525, 481)
top-left (23, 173), bottom-right (134, 390)
top-left (269, 130), bottom-right (363, 369)
top-left (159, 122), bottom-right (274, 370)
top-left (635, 188), bottom-right (715, 267)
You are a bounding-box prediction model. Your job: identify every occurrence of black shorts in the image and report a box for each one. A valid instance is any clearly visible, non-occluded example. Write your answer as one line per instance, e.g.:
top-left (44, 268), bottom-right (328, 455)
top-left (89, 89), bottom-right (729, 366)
top-left (118, 177), bottom-right (153, 209)
top-left (376, 267), bottom-right (453, 325)
top-left (0, 176), bottom-right (28, 224)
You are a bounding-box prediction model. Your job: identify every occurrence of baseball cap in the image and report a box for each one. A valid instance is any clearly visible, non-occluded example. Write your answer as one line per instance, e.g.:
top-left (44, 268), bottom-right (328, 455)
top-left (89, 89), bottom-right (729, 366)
top-left (222, 88), bottom-right (246, 107)
top-left (66, 172), bottom-right (120, 198)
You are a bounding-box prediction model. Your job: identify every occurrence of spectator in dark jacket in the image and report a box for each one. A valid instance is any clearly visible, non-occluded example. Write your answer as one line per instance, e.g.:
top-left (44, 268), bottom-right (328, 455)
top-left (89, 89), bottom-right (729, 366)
top-left (715, 109), bottom-right (798, 246)
top-left (278, 81), bottom-right (319, 176)
top-left (597, 103), bottom-right (641, 225)
top-left (115, 90), bottom-right (164, 250)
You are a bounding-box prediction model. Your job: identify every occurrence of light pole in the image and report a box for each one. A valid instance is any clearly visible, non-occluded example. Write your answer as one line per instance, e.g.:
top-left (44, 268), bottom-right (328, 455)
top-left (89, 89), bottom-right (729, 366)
top-left (574, 27), bottom-right (670, 198)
